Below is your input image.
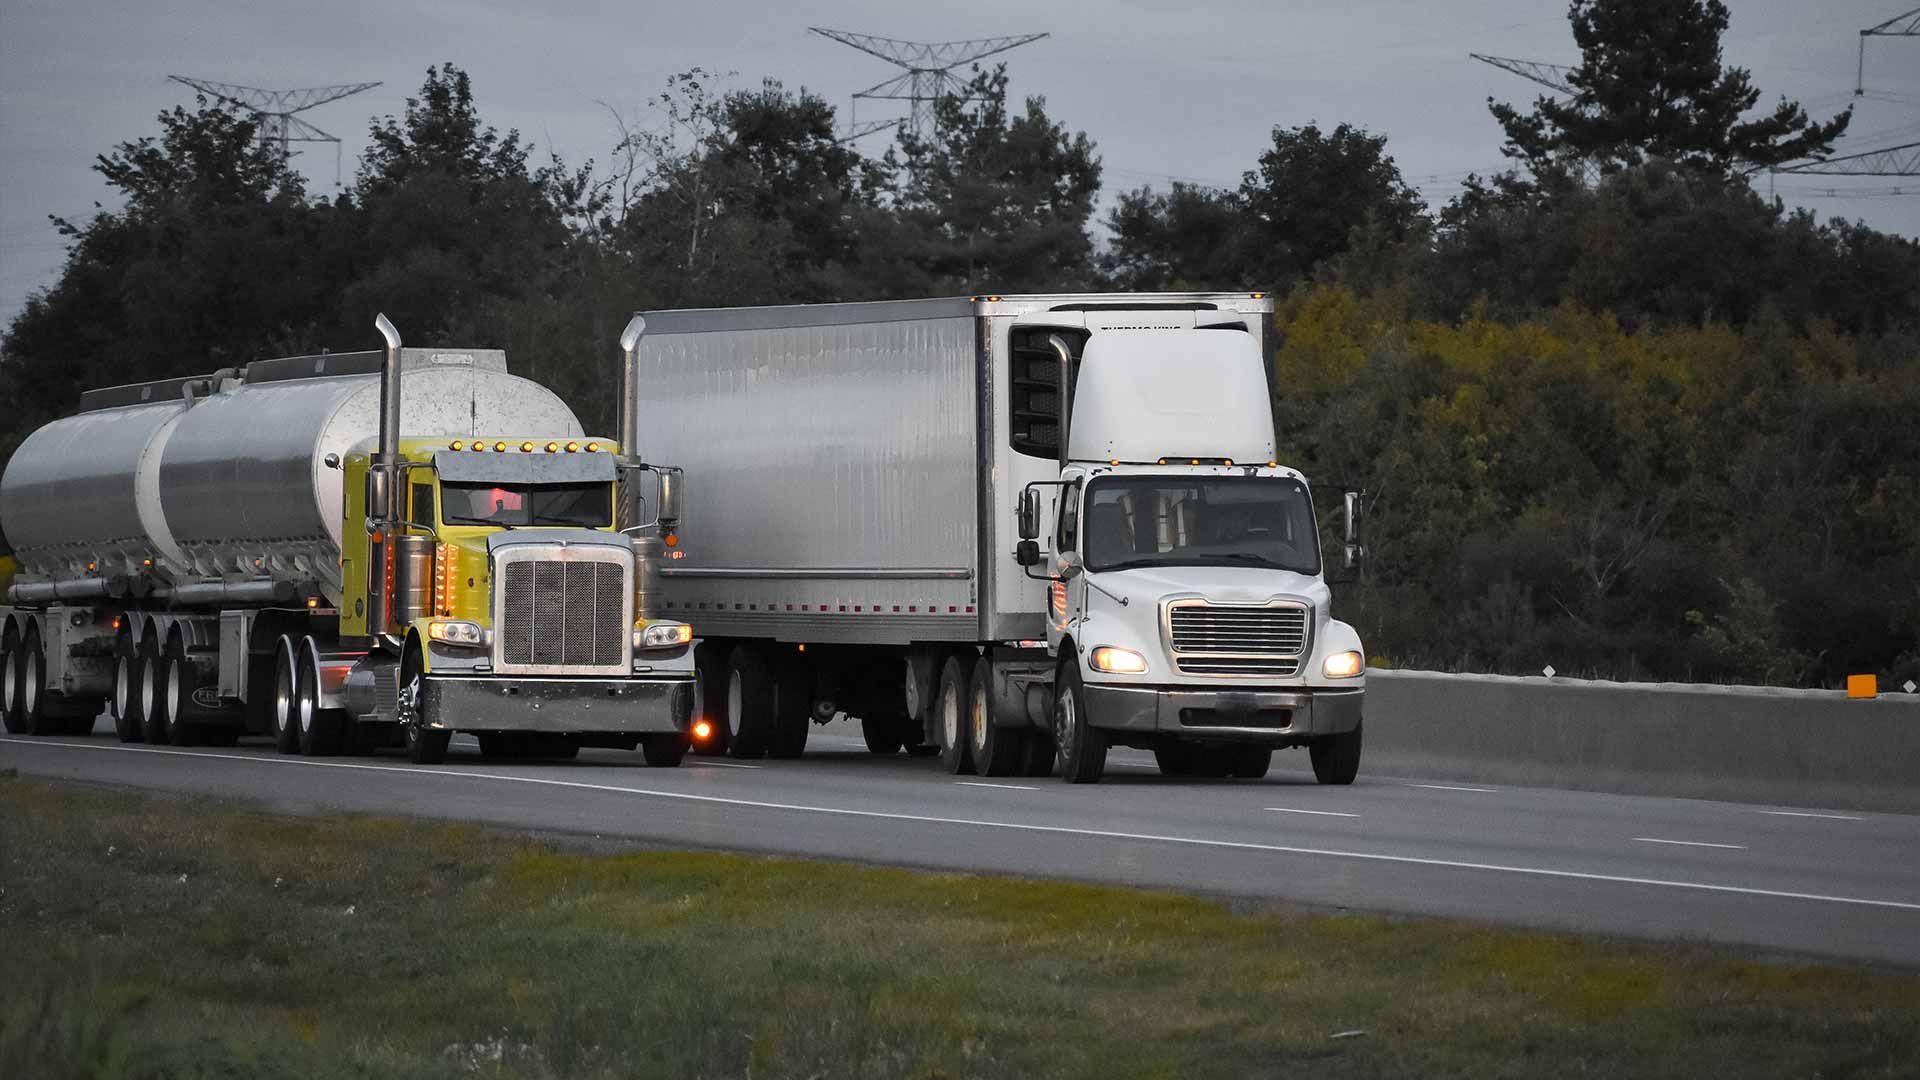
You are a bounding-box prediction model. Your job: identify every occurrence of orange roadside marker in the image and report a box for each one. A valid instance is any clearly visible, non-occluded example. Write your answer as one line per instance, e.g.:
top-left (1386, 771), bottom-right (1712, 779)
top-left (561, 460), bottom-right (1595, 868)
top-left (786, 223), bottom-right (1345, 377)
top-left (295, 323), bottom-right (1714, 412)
top-left (1846, 674), bottom-right (1878, 699)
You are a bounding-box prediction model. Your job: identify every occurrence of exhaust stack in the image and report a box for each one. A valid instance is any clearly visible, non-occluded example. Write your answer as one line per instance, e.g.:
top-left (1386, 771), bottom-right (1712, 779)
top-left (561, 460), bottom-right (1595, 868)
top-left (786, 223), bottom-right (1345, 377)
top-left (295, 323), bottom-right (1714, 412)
top-left (1048, 333), bottom-right (1074, 470)
top-left (618, 315), bottom-right (646, 461)
top-left (374, 313), bottom-right (403, 525)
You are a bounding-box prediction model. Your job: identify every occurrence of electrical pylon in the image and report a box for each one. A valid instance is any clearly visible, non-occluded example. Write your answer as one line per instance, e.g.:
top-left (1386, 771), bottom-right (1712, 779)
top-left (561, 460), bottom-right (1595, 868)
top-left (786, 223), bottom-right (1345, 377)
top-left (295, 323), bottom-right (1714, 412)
top-left (809, 28), bottom-right (1048, 143)
top-left (1469, 53), bottom-right (1575, 96)
top-left (1774, 140), bottom-right (1920, 176)
top-left (1857, 7), bottom-right (1920, 95)
top-left (168, 76), bottom-right (381, 187)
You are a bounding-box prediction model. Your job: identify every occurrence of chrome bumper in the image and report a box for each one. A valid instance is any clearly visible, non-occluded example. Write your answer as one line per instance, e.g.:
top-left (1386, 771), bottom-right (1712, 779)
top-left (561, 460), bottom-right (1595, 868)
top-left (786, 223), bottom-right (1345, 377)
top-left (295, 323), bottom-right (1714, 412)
top-left (1081, 684), bottom-right (1362, 742)
top-left (420, 674), bottom-right (693, 734)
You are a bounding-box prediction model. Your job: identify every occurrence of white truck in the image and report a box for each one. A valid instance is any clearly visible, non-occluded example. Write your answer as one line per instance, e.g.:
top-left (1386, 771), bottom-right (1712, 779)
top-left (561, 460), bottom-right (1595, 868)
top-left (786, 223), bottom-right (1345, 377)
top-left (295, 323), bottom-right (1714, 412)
top-left (628, 293), bottom-right (1366, 783)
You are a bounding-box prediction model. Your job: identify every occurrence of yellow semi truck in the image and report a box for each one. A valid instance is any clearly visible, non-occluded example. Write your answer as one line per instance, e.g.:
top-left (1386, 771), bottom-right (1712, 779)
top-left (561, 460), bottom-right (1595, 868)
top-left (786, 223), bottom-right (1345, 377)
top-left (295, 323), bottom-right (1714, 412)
top-left (0, 316), bottom-right (695, 764)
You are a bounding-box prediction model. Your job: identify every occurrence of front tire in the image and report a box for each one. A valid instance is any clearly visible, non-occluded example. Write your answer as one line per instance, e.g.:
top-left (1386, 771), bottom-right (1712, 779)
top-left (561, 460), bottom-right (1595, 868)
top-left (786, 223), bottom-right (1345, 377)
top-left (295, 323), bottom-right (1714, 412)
top-left (936, 652), bottom-right (976, 775)
top-left (1309, 719), bottom-right (1362, 786)
top-left (692, 640), bottom-right (731, 756)
top-left (399, 645), bottom-right (449, 765)
top-left (1052, 659), bottom-right (1106, 784)
top-left (270, 636), bottom-right (300, 754)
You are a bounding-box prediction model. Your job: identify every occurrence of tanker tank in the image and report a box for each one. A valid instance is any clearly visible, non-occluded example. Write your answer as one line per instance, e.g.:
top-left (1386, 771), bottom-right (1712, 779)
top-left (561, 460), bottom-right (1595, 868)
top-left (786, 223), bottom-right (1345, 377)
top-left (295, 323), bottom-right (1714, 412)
top-left (1, 348), bottom-right (582, 606)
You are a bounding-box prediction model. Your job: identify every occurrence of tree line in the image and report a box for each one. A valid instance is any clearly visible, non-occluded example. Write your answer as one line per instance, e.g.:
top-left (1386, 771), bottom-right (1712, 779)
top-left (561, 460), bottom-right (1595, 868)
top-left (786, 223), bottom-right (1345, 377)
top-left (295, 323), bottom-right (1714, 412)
top-left (3, 0), bottom-right (1916, 687)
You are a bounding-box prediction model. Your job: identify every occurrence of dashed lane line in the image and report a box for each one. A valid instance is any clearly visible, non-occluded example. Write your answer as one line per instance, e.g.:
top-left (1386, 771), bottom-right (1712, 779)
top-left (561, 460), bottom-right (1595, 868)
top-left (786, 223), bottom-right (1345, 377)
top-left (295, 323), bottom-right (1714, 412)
top-left (1265, 807), bottom-right (1361, 818)
top-left (1407, 783), bottom-right (1498, 793)
top-left (1635, 837), bottom-right (1747, 850)
top-left (6, 737), bottom-right (1918, 914)
top-left (1759, 809), bottom-right (1863, 821)
top-left (956, 781), bottom-right (1040, 791)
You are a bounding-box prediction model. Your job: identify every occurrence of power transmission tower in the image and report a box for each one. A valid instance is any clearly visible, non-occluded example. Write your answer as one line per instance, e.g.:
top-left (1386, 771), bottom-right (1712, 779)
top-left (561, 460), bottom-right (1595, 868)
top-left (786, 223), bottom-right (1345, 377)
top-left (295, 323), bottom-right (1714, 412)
top-left (1773, 140), bottom-right (1920, 176)
top-left (168, 75), bottom-right (381, 188)
top-left (1469, 53), bottom-right (1575, 96)
top-left (1857, 7), bottom-right (1920, 95)
top-left (809, 28), bottom-right (1048, 144)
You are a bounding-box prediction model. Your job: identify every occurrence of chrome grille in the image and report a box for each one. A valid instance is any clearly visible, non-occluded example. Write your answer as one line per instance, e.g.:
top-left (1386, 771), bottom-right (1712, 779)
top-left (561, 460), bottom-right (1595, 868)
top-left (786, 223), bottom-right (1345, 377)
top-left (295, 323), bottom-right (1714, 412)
top-left (496, 552), bottom-right (629, 673)
top-left (1166, 602), bottom-right (1310, 677)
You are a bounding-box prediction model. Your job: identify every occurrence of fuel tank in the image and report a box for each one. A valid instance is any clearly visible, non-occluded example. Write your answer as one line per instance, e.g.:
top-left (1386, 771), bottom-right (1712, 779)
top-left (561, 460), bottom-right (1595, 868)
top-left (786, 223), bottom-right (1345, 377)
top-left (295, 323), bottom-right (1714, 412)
top-left (1, 348), bottom-right (582, 603)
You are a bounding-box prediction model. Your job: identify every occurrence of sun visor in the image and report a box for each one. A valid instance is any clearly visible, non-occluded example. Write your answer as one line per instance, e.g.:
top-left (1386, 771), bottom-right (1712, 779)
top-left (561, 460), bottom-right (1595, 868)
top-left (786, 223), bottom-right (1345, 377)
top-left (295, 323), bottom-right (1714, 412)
top-left (432, 451), bottom-right (617, 484)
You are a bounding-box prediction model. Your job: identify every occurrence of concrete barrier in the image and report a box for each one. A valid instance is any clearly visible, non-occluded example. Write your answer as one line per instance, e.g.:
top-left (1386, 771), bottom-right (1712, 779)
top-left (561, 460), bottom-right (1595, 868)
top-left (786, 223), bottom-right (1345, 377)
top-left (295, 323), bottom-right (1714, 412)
top-left (1364, 669), bottom-right (1920, 814)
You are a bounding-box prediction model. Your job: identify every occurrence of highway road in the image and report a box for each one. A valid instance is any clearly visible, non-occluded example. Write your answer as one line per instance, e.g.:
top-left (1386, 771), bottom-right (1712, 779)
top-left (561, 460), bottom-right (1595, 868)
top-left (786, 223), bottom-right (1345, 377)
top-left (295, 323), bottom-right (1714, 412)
top-left (5, 721), bottom-right (1918, 967)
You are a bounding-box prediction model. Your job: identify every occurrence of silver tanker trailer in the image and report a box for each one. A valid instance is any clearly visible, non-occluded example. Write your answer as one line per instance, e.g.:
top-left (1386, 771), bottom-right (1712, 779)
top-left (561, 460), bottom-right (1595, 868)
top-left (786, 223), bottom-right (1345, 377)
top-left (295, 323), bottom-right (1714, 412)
top-left (0, 317), bottom-right (697, 764)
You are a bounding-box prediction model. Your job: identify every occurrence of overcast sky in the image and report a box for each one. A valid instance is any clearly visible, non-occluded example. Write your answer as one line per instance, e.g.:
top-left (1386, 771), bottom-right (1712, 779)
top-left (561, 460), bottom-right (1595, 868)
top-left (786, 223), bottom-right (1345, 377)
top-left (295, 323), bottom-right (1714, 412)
top-left (3, 0), bottom-right (1916, 325)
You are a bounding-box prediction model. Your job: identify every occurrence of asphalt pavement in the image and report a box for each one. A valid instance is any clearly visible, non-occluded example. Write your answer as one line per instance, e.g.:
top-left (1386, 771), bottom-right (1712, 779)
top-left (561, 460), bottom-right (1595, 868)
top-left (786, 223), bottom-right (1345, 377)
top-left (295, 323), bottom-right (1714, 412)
top-left (5, 720), bottom-right (1917, 967)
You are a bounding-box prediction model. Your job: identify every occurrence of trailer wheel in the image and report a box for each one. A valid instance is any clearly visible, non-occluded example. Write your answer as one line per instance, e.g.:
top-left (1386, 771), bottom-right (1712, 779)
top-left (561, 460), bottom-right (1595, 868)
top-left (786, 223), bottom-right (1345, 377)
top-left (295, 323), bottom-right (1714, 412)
top-left (935, 652), bottom-right (976, 775)
top-left (160, 639), bottom-right (201, 747)
top-left (399, 645), bottom-right (449, 764)
top-left (859, 716), bottom-right (904, 755)
top-left (768, 653), bottom-right (811, 759)
top-left (295, 638), bottom-right (344, 757)
top-left (691, 641), bottom-right (730, 756)
top-left (270, 636), bottom-right (300, 754)
top-left (137, 632), bottom-right (176, 745)
top-left (724, 646), bottom-right (775, 759)
top-left (640, 732), bottom-right (688, 766)
top-left (0, 629), bottom-right (22, 735)
top-left (968, 658), bottom-right (1026, 777)
top-left (1052, 659), bottom-right (1106, 784)
top-left (17, 627), bottom-right (55, 736)
top-left (1308, 719), bottom-right (1362, 786)
top-left (111, 642), bottom-right (144, 742)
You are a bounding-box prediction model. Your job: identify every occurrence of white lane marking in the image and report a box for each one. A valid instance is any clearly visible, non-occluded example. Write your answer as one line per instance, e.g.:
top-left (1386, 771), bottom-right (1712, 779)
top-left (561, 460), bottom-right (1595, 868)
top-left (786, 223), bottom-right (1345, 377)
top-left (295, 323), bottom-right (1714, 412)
top-left (1759, 810), bottom-right (1862, 821)
top-left (1265, 807), bottom-right (1360, 818)
top-left (956, 781), bottom-right (1039, 791)
top-left (691, 760), bottom-right (762, 769)
top-left (8, 737), bottom-right (1920, 913)
top-left (1407, 783), bottom-right (1497, 793)
top-left (1635, 837), bottom-right (1747, 850)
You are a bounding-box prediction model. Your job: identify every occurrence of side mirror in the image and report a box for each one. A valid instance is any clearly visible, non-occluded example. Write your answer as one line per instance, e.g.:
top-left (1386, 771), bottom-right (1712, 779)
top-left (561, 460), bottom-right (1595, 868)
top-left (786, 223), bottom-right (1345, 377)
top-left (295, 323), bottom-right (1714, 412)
top-left (1015, 539), bottom-right (1041, 567)
top-left (1017, 488), bottom-right (1040, 540)
top-left (1059, 560), bottom-right (1083, 581)
top-left (1343, 490), bottom-right (1367, 570)
top-left (657, 467), bottom-right (683, 528)
top-left (365, 471), bottom-right (389, 527)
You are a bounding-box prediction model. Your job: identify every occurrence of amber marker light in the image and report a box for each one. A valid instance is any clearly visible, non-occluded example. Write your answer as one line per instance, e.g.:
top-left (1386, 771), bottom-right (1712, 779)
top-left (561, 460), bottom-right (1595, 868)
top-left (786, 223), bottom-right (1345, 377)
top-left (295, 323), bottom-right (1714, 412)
top-left (450, 440), bottom-right (464, 451)
top-left (520, 441), bottom-right (535, 453)
top-left (692, 720), bottom-right (714, 741)
top-left (493, 441), bottom-right (508, 452)
top-left (565, 441), bottom-right (580, 452)
top-left (470, 442), bottom-right (484, 453)
top-left (663, 532), bottom-right (678, 548)
top-left (584, 441), bottom-right (601, 453)
top-left (545, 441), bottom-right (559, 453)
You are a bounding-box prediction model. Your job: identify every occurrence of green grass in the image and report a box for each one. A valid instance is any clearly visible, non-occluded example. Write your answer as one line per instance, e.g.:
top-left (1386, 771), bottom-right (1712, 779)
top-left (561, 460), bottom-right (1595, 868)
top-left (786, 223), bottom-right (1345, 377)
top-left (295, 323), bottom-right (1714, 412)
top-left (2, 774), bottom-right (1916, 1079)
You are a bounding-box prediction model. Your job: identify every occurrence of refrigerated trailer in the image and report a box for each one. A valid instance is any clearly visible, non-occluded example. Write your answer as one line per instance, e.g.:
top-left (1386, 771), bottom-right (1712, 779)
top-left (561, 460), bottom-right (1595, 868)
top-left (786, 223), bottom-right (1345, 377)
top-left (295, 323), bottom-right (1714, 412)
top-left (0, 318), bottom-right (696, 764)
top-left (629, 293), bottom-right (1367, 783)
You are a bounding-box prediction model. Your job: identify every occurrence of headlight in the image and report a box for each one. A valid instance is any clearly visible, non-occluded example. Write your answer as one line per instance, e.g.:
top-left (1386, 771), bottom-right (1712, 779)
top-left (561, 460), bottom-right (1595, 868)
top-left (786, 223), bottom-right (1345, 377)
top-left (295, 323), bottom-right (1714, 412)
top-left (428, 619), bottom-right (487, 647)
top-left (635, 621), bottom-right (693, 650)
top-left (1322, 650), bottom-right (1364, 678)
top-left (1089, 646), bottom-right (1148, 674)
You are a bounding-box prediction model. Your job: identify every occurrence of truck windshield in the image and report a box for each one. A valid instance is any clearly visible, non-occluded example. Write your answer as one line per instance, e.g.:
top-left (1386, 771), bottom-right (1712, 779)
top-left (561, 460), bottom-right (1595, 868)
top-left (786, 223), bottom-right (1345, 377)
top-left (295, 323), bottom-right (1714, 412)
top-left (441, 482), bottom-right (613, 528)
top-left (1082, 475), bottom-right (1320, 574)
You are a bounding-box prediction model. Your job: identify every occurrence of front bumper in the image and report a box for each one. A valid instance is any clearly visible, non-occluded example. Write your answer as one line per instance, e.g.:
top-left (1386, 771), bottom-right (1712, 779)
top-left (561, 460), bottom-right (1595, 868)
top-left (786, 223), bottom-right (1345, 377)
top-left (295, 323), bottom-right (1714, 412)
top-left (419, 674), bottom-right (694, 734)
top-left (1082, 683), bottom-right (1362, 742)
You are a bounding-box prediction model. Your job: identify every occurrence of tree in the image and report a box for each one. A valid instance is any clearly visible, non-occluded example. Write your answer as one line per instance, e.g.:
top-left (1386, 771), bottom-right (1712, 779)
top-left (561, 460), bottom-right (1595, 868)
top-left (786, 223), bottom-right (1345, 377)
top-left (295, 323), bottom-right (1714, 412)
top-left (1101, 183), bottom-right (1245, 291)
top-left (1491, 0), bottom-right (1850, 177)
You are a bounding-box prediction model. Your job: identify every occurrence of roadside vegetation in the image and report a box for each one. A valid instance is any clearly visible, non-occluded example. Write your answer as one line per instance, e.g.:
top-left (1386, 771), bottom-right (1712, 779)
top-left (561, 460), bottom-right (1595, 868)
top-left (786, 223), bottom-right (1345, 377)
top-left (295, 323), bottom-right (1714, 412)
top-left (3, 0), bottom-right (1916, 686)
top-left (4, 775), bottom-right (1918, 1079)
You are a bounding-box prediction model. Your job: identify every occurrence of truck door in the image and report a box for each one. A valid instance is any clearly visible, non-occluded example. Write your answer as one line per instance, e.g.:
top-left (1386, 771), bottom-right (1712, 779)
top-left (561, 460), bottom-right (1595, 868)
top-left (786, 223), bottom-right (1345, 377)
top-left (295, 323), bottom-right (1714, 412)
top-left (1047, 477), bottom-right (1084, 656)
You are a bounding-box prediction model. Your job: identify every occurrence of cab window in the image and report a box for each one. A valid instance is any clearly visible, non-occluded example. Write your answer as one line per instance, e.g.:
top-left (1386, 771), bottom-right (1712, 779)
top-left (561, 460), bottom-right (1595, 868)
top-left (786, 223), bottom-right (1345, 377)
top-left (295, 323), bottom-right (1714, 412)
top-left (1056, 482), bottom-right (1080, 553)
top-left (409, 484), bottom-right (436, 528)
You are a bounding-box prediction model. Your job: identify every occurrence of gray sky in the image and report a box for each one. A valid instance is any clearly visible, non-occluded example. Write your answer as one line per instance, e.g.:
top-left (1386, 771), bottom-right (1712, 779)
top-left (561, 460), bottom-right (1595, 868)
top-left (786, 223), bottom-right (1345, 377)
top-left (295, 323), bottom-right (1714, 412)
top-left (3, 0), bottom-right (1916, 324)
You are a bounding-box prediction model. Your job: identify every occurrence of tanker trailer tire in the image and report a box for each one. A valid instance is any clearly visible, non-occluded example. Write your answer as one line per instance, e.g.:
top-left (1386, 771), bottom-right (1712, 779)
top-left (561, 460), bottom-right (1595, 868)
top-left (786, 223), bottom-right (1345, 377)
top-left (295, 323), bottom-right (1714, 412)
top-left (160, 639), bottom-right (202, 747)
top-left (0, 632), bottom-right (21, 735)
top-left (691, 641), bottom-right (731, 757)
top-left (111, 647), bottom-right (144, 743)
top-left (270, 637), bottom-right (300, 755)
top-left (16, 627), bottom-right (54, 736)
top-left (768, 653), bottom-right (811, 759)
top-left (640, 733), bottom-right (689, 767)
top-left (860, 716), bottom-right (904, 755)
top-left (724, 646), bottom-right (775, 759)
top-left (135, 633), bottom-right (168, 745)
top-left (294, 638), bottom-right (344, 757)
top-left (936, 651), bottom-right (976, 775)
top-left (967, 658), bottom-right (1027, 777)
top-left (1308, 719), bottom-right (1362, 786)
top-left (1052, 660), bottom-right (1106, 784)
top-left (399, 645), bottom-right (449, 765)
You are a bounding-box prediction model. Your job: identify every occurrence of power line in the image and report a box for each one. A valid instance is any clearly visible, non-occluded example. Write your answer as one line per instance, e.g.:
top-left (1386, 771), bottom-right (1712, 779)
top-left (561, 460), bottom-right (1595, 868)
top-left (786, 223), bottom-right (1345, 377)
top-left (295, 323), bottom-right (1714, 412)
top-left (1774, 140), bottom-right (1920, 176)
top-left (1469, 53), bottom-right (1575, 96)
top-left (808, 27), bottom-right (1048, 145)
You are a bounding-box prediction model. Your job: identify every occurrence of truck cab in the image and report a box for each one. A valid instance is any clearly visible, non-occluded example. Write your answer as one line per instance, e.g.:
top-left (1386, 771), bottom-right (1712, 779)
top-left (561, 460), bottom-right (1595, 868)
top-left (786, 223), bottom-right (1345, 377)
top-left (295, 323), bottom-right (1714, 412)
top-left (1016, 318), bottom-right (1366, 783)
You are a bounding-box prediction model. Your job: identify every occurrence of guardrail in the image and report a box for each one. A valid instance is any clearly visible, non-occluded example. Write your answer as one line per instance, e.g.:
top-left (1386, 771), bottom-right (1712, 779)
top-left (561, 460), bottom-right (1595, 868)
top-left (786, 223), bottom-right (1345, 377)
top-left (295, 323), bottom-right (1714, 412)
top-left (1365, 670), bottom-right (1920, 814)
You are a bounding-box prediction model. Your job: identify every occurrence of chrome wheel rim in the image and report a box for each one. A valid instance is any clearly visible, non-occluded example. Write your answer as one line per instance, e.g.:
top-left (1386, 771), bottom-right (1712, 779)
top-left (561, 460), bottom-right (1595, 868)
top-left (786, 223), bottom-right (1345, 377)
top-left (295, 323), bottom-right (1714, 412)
top-left (296, 658), bottom-right (313, 734)
top-left (1056, 689), bottom-right (1076, 757)
top-left (22, 648), bottom-right (41, 717)
top-left (726, 670), bottom-right (743, 739)
top-left (166, 658), bottom-right (184, 727)
top-left (2, 649), bottom-right (16, 717)
top-left (273, 648), bottom-right (294, 736)
top-left (139, 653), bottom-right (158, 730)
top-left (113, 653), bottom-right (132, 720)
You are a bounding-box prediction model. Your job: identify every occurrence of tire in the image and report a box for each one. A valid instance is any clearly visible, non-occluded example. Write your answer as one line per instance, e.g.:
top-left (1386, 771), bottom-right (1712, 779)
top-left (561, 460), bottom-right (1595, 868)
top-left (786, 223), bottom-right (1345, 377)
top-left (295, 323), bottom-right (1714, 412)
top-left (935, 652), bottom-right (976, 775)
top-left (724, 646), bottom-right (776, 759)
top-left (1153, 741), bottom-right (1197, 777)
top-left (1309, 719), bottom-right (1362, 786)
top-left (860, 715), bottom-right (904, 755)
top-left (1052, 659), bottom-right (1106, 784)
top-left (137, 635), bottom-right (170, 745)
top-left (399, 645), bottom-right (449, 764)
top-left (768, 653), bottom-right (811, 759)
top-left (1229, 746), bottom-right (1273, 779)
top-left (1018, 728), bottom-right (1056, 778)
top-left (967, 658), bottom-right (1027, 777)
top-left (1, 634), bottom-right (24, 735)
top-left (476, 732), bottom-right (512, 759)
top-left (270, 636), bottom-right (300, 755)
top-left (641, 732), bottom-right (688, 766)
top-left (111, 647), bottom-right (144, 742)
top-left (1192, 746), bottom-right (1234, 778)
top-left (18, 629), bottom-right (58, 736)
top-left (160, 640), bottom-right (201, 747)
top-left (691, 640), bottom-right (731, 756)
top-left (295, 638), bottom-right (344, 757)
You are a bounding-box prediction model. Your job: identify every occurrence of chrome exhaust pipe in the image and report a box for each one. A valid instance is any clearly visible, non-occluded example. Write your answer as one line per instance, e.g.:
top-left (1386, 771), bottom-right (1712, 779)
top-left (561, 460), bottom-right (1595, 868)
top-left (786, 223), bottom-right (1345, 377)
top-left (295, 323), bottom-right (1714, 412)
top-left (1048, 333), bottom-right (1074, 469)
top-left (618, 314), bottom-right (646, 462)
top-left (374, 313), bottom-right (403, 525)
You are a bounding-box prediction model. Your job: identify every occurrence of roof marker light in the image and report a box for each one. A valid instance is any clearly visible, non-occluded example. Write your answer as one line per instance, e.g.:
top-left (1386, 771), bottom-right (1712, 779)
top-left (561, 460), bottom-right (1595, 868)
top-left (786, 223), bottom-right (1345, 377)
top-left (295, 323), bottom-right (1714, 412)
top-left (545, 441), bottom-right (559, 453)
top-left (565, 441), bottom-right (579, 452)
top-left (520, 441), bottom-right (535, 453)
top-left (493, 441), bottom-right (507, 452)
top-left (585, 442), bottom-right (600, 453)
top-left (450, 440), bottom-right (464, 451)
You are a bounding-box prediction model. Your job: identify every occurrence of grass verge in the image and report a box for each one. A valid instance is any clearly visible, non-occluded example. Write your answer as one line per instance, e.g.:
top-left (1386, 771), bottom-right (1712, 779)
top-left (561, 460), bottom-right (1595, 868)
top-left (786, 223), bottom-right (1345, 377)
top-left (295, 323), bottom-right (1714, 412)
top-left (2, 774), bottom-right (1916, 1079)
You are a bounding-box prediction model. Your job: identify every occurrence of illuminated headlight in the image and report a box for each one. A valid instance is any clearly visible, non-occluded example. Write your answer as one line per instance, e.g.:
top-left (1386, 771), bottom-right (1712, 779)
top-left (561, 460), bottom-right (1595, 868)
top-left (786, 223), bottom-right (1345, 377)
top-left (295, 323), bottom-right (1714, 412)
top-left (428, 619), bottom-right (487, 647)
top-left (635, 621), bottom-right (693, 650)
top-left (1322, 650), bottom-right (1364, 678)
top-left (1089, 646), bottom-right (1148, 674)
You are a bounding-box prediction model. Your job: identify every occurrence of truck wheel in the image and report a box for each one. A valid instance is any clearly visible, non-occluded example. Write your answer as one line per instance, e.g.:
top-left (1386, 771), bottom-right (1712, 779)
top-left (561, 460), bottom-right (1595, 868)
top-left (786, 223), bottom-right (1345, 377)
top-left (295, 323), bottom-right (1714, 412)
top-left (136, 635), bottom-right (170, 745)
top-left (160, 640), bottom-right (202, 747)
top-left (768, 653), bottom-right (811, 759)
top-left (476, 732), bottom-right (512, 759)
top-left (1018, 728), bottom-right (1056, 777)
top-left (295, 638), bottom-right (344, 757)
top-left (111, 646), bottom-right (144, 742)
top-left (641, 733), bottom-right (688, 766)
top-left (860, 716), bottom-right (904, 755)
top-left (1309, 719), bottom-right (1362, 786)
top-left (724, 646), bottom-right (775, 759)
top-left (18, 630), bottom-right (55, 736)
top-left (270, 636), bottom-right (300, 754)
top-left (968, 659), bottom-right (1026, 776)
top-left (1153, 741), bottom-right (1197, 777)
top-left (1053, 659), bottom-right (1106, 784)
top-left (1229, 746), bottom-right (1273, 779)
top-left (0, 632), bottom-right (23, 734)
top-left (692, 641), bottom-right (730, 756)
top-left (936, 652), bottom-right (976, 775)
top-left (399, 646), bottom-right (449, 764)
